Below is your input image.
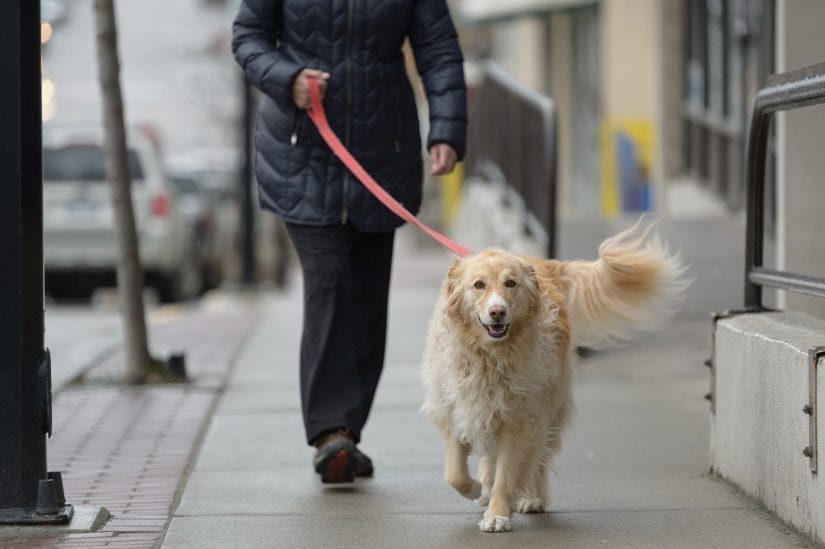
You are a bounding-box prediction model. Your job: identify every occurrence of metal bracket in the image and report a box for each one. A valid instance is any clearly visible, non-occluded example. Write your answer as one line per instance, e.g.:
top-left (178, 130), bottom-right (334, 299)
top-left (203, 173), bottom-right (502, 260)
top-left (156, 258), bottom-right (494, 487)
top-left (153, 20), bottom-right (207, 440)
top-left (803, 346), bottom-right (824, 473)
top-left (36, 348), bottom-right (52, 437)
top-left (706, 307), bottom-right (771, 414)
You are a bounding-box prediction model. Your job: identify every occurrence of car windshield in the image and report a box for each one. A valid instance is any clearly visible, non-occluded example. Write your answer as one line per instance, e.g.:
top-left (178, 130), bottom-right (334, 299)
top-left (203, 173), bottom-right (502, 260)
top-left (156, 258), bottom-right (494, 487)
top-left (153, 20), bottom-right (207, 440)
top-left (170, 175), bottom-right (201, 195)
top-left (43, 144), bottom-right (144, 182)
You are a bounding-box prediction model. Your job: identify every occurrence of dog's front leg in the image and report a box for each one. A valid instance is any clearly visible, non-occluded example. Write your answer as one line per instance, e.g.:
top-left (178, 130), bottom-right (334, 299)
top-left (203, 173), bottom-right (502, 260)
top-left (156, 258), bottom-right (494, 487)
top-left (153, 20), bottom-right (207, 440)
top-left (479, 427), bottom-right (534, 533)
top-left (476, 454), bottom-right (493, 506)
top-left (440, 424), bottom-right (481, 500)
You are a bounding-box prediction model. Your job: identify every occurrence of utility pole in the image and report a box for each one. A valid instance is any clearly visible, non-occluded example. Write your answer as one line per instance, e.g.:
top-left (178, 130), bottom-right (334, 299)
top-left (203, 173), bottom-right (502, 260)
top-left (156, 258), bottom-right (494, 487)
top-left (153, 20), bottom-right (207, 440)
top-left (0, 0), bottom-right (71, 524)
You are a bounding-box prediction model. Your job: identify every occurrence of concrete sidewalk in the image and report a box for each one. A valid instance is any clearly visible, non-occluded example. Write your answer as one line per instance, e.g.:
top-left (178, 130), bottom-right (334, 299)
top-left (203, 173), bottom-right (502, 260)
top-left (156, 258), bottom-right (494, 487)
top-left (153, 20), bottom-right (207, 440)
top-left (162, 221), bottom-right (815, 548)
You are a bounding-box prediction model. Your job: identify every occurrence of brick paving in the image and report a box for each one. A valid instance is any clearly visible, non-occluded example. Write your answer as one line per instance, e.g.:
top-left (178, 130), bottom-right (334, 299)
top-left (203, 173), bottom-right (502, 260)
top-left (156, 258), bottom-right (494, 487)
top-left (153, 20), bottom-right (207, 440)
top-left (1, 300), bottom-right (260, 548)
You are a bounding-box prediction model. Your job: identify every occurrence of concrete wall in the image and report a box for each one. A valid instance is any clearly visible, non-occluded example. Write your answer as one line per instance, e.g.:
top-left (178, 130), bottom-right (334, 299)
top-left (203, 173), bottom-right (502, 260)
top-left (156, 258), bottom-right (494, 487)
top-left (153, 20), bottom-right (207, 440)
top-left (775, 0), bottom-right (825, 320)
top-left (712, 312), bottom-right (825, 544)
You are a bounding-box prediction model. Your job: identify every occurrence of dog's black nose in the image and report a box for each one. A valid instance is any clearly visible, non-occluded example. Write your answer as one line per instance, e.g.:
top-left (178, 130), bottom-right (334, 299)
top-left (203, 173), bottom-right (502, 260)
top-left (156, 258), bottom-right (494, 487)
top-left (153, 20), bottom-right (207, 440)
top-left (488, 305), bottom-right (507, 321)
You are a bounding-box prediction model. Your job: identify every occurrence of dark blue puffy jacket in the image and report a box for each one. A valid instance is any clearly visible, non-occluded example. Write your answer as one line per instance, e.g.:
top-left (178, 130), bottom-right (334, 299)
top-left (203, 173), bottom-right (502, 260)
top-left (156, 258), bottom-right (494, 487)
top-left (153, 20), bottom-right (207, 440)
top-left (232, 0), bottom-right (467, 232)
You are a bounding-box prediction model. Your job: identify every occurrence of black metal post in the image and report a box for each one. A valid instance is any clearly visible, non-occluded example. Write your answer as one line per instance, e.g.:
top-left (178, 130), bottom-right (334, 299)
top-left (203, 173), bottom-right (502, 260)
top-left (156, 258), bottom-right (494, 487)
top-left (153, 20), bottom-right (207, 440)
top-left (743, 102), bottom-right (769, 309)
top-left (240, 76), bottom-right (256, 286)
top-left (743, 62), bottom-right (825, 309)
top-left (0, 0), bottom-right (71, 525)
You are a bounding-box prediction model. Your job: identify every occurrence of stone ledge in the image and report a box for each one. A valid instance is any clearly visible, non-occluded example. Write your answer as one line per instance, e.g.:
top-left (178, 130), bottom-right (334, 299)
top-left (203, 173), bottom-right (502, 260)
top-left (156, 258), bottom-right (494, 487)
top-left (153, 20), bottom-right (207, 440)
top-left (712, 311), bottom-right (825, 544)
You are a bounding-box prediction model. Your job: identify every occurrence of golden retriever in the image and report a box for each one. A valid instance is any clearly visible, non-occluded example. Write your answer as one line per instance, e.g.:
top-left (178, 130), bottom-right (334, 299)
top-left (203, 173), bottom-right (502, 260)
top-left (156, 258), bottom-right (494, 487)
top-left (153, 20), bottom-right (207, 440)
top-left (420, 221), bottom-right (685, 532)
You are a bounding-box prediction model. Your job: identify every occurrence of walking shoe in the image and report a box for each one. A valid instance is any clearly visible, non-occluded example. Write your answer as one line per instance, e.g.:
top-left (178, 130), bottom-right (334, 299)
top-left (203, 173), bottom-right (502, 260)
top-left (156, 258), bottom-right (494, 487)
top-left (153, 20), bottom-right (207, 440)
top-left (352, 447), bottom-right (374, 478)
top-left (313, 428), bottom-right (357, 484)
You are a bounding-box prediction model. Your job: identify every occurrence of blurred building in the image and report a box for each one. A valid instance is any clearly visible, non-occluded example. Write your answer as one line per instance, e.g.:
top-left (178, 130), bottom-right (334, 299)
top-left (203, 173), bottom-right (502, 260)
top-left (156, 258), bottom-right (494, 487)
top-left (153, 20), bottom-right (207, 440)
top-left (454, 0), bottom-right (774, 218)
top-left (454, 0), bottom-right (825, 317)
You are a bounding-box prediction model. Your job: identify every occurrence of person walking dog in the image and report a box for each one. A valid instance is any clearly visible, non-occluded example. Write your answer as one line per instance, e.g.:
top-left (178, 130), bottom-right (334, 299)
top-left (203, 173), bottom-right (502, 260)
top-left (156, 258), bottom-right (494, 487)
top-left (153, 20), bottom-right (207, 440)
top-left (232, 0), bottom-right (467, 483)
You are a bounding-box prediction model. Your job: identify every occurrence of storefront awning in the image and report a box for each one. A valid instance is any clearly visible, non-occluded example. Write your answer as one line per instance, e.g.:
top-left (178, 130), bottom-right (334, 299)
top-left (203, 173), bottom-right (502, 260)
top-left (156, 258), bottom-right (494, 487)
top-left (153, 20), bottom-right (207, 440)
top-left (457, 0), bottom-right (596, 23)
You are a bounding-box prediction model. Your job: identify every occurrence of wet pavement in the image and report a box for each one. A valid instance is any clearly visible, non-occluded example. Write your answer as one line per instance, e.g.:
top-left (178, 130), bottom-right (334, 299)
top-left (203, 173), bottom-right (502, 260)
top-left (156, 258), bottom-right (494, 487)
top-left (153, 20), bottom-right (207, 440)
top-left (157, 220), bottom-right (813, 548)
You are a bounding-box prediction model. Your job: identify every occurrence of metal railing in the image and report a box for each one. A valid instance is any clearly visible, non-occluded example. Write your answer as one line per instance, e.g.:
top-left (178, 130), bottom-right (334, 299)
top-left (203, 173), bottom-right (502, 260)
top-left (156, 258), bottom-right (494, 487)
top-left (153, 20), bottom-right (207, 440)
top-left (465, 62), bottom-right (558, 258)
top-left (745, 61), bottom-right (825, 309)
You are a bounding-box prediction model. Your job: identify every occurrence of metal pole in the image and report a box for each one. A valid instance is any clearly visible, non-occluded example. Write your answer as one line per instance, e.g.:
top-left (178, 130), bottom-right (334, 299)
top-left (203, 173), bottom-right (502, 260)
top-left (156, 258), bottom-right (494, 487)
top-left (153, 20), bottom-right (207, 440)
top-left (546, 102), bottom-right (557, 260)
top-left (0, 0), bottom-right (71, 524)
top-left (743, 104), bottom-right (768, 309)
top-left (240, 77), bottom-right (256, 286)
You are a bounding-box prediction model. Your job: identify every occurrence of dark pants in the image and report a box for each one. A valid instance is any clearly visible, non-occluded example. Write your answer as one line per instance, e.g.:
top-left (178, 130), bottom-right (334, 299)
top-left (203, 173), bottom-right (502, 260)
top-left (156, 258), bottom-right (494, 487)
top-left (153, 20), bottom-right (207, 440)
top-left (285, 222), bottom-right (395, 446)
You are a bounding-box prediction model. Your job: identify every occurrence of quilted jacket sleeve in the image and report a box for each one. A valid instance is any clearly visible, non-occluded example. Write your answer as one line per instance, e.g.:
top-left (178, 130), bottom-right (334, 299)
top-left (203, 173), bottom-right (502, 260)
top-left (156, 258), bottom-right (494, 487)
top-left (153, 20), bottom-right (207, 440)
top-left (408, 0), bottom-right (467, 160)
top-left (232, 0), bottom-right (304, 111)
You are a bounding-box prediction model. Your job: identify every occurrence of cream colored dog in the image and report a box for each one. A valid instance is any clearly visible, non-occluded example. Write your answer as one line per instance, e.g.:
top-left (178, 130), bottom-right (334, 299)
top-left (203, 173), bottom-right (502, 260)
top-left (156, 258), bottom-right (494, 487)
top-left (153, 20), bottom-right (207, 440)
top-left (420, 221), bottom-right (685, 533)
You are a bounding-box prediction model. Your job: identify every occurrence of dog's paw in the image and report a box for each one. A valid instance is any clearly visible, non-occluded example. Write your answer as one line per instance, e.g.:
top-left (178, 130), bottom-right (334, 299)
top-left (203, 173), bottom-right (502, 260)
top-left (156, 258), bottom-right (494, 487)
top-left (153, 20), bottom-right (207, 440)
top-left (478, 514), bottom-right (512, 533)
top-left (515, 497), bottom-right (545, 514)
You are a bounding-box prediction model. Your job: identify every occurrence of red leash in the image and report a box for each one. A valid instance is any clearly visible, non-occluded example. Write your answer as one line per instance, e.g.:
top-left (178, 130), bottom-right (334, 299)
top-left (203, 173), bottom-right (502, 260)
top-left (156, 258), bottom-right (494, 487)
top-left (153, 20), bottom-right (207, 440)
top-left (306, 78), bottom-right (473, 257)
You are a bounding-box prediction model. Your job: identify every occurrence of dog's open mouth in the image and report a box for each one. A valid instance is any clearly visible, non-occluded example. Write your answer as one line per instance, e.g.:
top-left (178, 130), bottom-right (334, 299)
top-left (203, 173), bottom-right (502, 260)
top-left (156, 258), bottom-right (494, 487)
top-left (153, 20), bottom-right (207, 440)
top-left (479, 318), bottom-right (510, 339)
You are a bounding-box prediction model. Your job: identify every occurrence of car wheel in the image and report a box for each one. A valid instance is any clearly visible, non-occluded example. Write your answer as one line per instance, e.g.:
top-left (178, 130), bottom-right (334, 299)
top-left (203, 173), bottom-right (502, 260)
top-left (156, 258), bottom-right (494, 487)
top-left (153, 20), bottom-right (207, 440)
top-left (156, 257), bottom-right (202, 303)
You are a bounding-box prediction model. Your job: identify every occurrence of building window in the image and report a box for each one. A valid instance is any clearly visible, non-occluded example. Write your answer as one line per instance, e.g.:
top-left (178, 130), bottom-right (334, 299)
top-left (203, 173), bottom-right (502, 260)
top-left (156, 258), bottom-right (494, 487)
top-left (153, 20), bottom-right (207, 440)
top-left (682, 0), bottom-right (774, 212)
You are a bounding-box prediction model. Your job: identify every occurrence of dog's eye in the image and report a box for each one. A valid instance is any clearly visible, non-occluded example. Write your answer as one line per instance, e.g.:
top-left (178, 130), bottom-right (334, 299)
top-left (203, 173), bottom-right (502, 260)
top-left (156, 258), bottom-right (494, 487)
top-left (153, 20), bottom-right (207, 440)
top-left (505, 279), bottom-right (516, 288)
top-left (473, 280), bottom-right (485, 290)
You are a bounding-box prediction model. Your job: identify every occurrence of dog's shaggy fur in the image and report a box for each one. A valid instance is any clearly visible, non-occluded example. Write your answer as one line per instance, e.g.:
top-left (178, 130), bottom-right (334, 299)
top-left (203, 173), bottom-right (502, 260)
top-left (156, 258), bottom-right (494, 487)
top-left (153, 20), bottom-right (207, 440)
top-left (420, 221), bottom-right (686, 532)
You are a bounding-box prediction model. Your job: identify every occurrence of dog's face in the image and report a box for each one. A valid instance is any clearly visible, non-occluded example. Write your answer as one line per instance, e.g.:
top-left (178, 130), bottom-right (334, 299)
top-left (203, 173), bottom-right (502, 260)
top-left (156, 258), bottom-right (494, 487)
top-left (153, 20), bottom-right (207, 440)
top-left (444, 249), bottom-right (541, 342)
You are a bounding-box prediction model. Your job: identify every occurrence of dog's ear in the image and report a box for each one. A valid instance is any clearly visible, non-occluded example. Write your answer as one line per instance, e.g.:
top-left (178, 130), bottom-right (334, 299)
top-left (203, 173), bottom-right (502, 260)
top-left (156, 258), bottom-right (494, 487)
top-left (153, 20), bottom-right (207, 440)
top-left (444, 258), bottom-right (465, 322)
top-left (520, 261), bottom-right (542, 315)
top-left (445, 258), bottom-right (463, 295)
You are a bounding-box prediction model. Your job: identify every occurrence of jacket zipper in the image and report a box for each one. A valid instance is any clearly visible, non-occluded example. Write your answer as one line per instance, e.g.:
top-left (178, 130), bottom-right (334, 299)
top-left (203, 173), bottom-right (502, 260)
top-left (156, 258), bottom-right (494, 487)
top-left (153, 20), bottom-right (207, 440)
top-left (341, 0), bottom-right (354, 225)
top-left (290, 111), bottom-right (303, 146)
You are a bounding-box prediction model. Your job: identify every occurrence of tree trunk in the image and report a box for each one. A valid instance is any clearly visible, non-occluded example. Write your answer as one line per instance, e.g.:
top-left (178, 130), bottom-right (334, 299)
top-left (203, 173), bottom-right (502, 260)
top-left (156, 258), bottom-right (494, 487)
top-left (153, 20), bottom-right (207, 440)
top-left (93, 0), bottom-right (151, 384)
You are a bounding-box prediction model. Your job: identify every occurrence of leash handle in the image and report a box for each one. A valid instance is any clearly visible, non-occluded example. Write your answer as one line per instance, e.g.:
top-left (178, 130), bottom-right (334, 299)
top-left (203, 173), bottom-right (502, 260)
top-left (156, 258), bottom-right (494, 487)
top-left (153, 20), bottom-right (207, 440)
top-left (305, 77), bottom-right (473, 257)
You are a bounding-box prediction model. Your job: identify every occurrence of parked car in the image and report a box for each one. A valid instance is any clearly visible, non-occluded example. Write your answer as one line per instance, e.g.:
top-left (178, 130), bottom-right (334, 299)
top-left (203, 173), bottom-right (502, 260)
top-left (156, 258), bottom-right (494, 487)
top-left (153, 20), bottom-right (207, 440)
top-left (166, 148), bottom-right (243, 286)
top-left (43, 124), bottom-right (202, 302)
top-left (167, 172), bottom-right (222, 291)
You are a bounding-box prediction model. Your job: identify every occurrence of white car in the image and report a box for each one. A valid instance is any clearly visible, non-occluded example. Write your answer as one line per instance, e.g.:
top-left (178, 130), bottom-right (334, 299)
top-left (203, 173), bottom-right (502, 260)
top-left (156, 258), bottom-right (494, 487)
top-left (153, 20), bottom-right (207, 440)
top-left (43, 125), bottom-right (202, 302)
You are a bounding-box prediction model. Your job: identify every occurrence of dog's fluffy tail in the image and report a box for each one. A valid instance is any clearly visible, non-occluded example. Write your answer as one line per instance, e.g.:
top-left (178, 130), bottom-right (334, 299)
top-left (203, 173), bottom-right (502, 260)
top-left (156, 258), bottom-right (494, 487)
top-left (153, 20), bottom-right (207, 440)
top-left (561, 219), bottom-right (688, 349)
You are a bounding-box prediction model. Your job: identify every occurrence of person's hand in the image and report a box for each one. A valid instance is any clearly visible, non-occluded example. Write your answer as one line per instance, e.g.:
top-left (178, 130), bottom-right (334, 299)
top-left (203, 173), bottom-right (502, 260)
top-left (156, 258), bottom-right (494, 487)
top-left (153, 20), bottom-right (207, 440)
top-left (292, 68), bottom-right (330, 110)
top-left (429, 143), bottom-right (458, 176)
